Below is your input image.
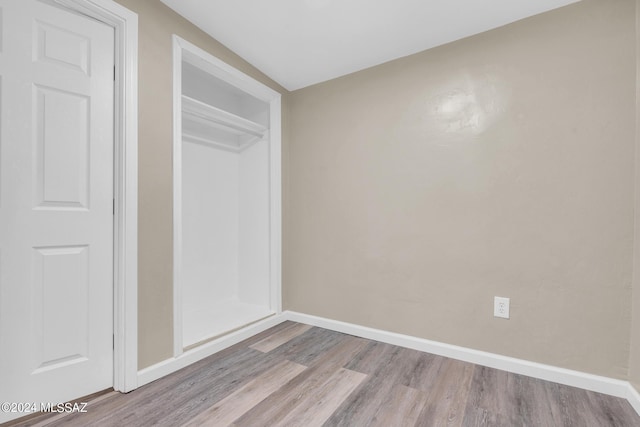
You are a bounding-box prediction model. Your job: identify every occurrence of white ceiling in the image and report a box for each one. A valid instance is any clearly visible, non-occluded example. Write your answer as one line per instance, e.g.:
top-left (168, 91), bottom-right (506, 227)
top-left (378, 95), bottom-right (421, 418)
top-left (160, 0), bottom-right (580, 91)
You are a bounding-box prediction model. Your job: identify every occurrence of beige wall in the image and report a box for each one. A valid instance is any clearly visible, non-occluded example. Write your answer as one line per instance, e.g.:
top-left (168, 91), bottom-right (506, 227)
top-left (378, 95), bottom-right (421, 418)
top-left (114, 0), bottom-right (287, 369)
top-left (630, 0), bottom-right (640, 392)
top-left (286, 0), bottom-right (636, 378)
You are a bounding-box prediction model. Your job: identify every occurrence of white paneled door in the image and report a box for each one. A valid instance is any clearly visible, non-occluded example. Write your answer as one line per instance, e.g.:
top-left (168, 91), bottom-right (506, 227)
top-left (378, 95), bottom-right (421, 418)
top-left (0, 0), bottom-right (115, 419)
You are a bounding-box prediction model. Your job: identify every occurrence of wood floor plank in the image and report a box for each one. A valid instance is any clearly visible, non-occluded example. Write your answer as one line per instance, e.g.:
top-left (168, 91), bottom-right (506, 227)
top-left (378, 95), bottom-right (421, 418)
top-left (414, 359), bottom-right (475, 427)
top-left (48, 346), bottom-right (279, 427)
top-left (500, 372), bottom-right (537, 426)
top-left (272, 368), bottom-right (366, 427)
top-left (522, 376), bottom-right (562, 426)
top-left (232, 336), bottom-right (368, 426)
top-left (343, 340), bottom-right (400, 374)
top-left (326, 345), bottom-right (421, 426)
top-left (462, 367), bottom-right (597, 427)
top-left (463, 366), bottom-right (520, 426)
top-left (21, 330), bottom-right (286, 427)
top-left (601, 393), bottom-right (640, 425)
top-left (130, 349), bottom-right (276, 425)
top-left (182, 359), bottom-right (307, 427)
top-left (368, 384), bottom-right (429, 427)
top-left (267, 327), bottom-right (350, 367)
top-left (227, 320), bottom-right (299, 348)
top-left (585, 389), bottom-right (637, 427)
top-left (400, 351), bottom-right (448, 392)
top-left (543, 381), bottom-right (594, 426)
top-left (250, 323), bottom-right (312, 353)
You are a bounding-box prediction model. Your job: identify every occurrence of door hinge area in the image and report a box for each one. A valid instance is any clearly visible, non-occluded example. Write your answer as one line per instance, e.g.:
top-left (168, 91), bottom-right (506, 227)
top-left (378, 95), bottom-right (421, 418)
top-left (113, 198), bottom-right (115, 215)
top-left (113, 334), bottom-right (115, 350)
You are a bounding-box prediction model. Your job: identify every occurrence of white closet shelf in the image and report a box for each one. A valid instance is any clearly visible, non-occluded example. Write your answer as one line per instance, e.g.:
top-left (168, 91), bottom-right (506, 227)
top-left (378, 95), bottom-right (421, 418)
top-left (182, 95), bottom-right (267, 139)
top-left (182, 131), bottom-right (264, 153)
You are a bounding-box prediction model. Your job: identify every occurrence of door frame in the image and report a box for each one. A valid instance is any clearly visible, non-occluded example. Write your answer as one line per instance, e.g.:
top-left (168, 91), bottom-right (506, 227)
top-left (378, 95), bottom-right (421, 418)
top-left (52, 0), bottom-right (139, 393)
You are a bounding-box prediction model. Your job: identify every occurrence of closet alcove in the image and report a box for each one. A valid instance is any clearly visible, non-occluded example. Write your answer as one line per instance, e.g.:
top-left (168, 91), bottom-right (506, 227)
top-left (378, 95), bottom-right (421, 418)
top-left (172, 36), bottom-right (281, 354)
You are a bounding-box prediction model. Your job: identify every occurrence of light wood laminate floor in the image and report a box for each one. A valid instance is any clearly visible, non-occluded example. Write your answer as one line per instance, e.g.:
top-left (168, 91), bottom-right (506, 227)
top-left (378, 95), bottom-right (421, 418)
top-left (8, 321), bottom-right (640, 426)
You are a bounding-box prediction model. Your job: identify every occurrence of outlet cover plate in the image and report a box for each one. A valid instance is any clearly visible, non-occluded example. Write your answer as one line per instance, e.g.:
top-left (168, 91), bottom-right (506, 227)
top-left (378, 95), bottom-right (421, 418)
top-left (494, 296), bottom-right (510, 319)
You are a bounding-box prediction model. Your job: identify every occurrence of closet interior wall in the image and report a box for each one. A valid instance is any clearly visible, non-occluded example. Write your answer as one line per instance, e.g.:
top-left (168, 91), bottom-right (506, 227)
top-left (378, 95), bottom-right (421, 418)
top-left (177, 53), bottom-right (276, 350)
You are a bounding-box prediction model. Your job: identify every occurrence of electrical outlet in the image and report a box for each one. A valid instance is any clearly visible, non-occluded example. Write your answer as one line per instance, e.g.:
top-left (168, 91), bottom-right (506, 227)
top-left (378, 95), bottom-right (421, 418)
top-left (494, 296), bottom-right (510, 319)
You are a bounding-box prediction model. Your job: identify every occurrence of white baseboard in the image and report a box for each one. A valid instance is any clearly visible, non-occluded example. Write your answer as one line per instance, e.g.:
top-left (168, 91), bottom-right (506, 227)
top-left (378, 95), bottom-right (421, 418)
top-left (137, 314), bottom-right (286, 387)
top-left (283, 311), bottom-right (632, 401)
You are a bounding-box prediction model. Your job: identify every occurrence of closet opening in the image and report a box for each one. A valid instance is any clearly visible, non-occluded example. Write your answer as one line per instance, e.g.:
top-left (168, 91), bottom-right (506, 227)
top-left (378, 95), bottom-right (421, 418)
top-left (172, 36), bottom-right (282, 355)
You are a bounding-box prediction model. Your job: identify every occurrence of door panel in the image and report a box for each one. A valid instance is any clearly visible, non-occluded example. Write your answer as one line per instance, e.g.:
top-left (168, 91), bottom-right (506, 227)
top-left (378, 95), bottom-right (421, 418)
top-left (32, 245), bottom-right (90, 373)
top-left (36, 21), bottom-right (90, 75)
top-left (0, 0), bottom-right (115, 420)
top-left (35, 86), bottom-right (90, 209)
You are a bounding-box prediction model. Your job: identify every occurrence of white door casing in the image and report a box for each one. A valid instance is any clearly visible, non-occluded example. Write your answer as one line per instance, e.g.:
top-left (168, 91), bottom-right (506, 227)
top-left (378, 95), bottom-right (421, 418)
top-left (0, 0), bottom-right (118, 419)
top-left (51, 0), bottom-right (139, 397)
